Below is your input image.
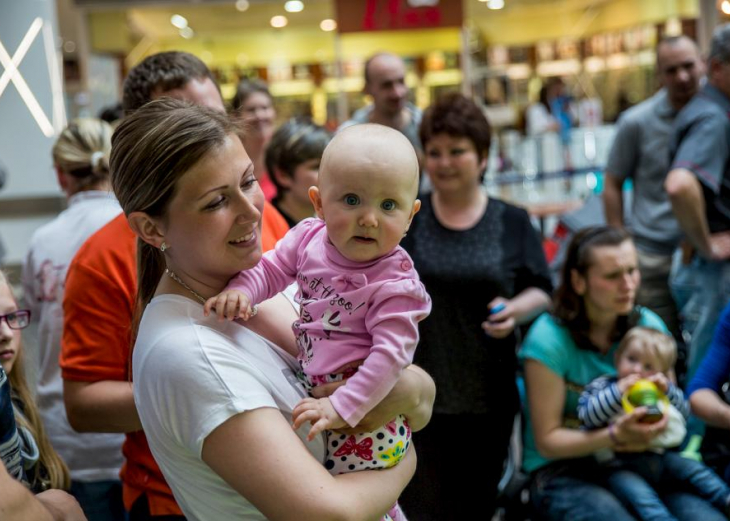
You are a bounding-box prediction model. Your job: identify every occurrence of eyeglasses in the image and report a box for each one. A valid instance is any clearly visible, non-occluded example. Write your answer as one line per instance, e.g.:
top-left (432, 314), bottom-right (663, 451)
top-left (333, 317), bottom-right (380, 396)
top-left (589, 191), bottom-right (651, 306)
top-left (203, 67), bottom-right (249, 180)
top-left (0, 310), bottom-right (31, 330)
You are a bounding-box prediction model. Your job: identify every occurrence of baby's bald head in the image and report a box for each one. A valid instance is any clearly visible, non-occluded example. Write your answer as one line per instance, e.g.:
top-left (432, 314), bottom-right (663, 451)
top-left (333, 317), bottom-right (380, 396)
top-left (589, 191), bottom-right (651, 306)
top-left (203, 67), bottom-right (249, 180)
top-left (319, 123), bottom-right (419, 198)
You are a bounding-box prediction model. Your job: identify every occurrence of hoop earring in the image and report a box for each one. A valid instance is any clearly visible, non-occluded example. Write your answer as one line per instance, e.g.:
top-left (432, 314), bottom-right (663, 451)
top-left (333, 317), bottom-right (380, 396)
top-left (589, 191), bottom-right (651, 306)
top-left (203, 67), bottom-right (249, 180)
top-left (160, 242), bottom-right (168, 252)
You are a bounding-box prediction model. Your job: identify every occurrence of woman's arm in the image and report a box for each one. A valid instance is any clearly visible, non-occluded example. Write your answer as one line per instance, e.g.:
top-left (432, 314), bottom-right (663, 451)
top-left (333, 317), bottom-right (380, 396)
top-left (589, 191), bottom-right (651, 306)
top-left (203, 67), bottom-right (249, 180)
top-left (0, 463), bottom-right (86, 521)
top-left (202, 407), bottom-right (416, 521)
top-left (311, 364), bottom-right (436, 433)
top-left (689, 390), bottom-right (730, 430)
top-left (64, 380), bottom-right (141, 433)
top-left (483, 288), bottom-right (551, 338)
top-left (524, 359), bottom-right (667, 458)
top-left (688, 304), bottom-right (730, 428)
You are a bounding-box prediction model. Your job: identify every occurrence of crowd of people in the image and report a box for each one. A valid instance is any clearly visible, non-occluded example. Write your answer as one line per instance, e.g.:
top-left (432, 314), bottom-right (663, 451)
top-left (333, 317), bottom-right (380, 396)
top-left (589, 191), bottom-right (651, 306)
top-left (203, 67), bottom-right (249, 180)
top-left (5, 21), bottom-right (730, 521)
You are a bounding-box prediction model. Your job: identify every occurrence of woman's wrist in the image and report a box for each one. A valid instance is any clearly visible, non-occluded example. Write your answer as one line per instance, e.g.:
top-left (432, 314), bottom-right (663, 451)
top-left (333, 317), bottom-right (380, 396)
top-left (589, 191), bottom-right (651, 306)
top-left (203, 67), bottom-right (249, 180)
top-left (608, 423), bottom-right (623, 447)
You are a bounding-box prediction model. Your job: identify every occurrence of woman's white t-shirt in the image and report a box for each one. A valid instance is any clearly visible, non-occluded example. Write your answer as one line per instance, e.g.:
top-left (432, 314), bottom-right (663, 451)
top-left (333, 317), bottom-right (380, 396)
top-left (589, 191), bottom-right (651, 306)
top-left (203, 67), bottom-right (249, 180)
top-left (133, 295), bottom-right (325, 521)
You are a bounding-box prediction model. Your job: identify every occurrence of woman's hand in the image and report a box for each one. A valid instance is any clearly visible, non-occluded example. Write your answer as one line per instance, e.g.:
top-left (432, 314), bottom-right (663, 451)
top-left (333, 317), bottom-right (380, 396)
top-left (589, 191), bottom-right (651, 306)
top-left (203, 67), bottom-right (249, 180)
top-left (311, 363), bottom-right (435, 433)
top-left (482, 297), bottom-right (516, 338)
top-left (612, 407), bottom-right (669, 452)
top-left (482, 288), bottom-right (551, 339)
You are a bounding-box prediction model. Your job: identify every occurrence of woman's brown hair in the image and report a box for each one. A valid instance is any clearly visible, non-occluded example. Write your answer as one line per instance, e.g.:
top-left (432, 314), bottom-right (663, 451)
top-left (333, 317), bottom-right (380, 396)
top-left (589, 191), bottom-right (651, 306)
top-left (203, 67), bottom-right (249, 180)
top-left (553, 226), bottom-right (639, 351)
top-left (0, 272), bottom-right (70, 491)
top-left (110, 98), bottom-right (242, 336)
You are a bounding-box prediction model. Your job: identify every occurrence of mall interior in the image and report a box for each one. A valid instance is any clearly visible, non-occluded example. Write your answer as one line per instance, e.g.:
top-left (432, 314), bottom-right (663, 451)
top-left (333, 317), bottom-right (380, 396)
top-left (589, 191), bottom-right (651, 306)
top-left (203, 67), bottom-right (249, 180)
top-left (0, 0), bottom-right (718, 271)
top-left (4, 1), bottom-right (730, 520)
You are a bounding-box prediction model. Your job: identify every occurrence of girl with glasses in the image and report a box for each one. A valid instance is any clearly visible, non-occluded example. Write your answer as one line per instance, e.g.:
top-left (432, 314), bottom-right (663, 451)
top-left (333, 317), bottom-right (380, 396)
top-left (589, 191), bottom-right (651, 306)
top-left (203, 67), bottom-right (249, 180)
top-left (0, 271), bottom-right (69, 493)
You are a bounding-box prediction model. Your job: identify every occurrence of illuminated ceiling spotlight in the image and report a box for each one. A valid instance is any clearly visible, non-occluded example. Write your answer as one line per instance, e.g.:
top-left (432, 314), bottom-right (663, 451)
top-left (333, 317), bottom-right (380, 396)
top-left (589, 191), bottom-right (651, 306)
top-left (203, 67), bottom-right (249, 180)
top-left (180, 27), bottom-right (194, 39)
top-left (320, 19), bottom-right (337, 32)
top-left (487, 0), bottom-right (505, 9)
top-left (271, 15), bottom-right (288, 28)
top-left (235, 0), bottom-right (250, 12)
top-left (722, 0), bottom-right (730, 15)
top-left (285, 1), bottom-right (304, 12)
top-left (170, 14), bottom-right (188, 29)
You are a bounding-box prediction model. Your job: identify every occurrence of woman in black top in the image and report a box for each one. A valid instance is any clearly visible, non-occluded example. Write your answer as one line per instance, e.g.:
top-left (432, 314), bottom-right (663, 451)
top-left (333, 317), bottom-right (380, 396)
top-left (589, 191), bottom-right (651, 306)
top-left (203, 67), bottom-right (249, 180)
top-left (400, 93), bottom-right (552, 519)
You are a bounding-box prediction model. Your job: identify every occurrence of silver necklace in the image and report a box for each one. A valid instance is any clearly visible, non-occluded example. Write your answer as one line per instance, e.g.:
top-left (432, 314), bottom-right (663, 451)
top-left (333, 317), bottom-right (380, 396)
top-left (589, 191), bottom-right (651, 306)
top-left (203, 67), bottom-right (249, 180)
top-left (165, 268), bottom-right (206, 304)
top-left (164, 268), bottom-right (258, 316)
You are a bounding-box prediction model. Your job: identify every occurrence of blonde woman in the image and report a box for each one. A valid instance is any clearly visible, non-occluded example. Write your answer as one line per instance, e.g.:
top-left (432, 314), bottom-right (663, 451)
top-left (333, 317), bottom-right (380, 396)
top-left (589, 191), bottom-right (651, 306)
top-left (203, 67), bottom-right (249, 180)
top-left (22, 119), bottom-right (124, 520)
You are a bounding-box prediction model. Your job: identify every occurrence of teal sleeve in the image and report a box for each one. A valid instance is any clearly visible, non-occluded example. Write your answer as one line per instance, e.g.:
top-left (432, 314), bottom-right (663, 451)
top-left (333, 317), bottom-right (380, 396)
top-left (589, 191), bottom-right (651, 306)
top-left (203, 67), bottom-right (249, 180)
top-left (519, 314), bottom-right (569, 378)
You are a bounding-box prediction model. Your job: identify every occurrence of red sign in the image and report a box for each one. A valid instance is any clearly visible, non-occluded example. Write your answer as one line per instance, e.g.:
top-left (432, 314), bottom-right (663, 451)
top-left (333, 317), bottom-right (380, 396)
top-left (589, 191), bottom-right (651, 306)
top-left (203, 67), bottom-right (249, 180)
top-left (334, 0), bottom-right (463, 33)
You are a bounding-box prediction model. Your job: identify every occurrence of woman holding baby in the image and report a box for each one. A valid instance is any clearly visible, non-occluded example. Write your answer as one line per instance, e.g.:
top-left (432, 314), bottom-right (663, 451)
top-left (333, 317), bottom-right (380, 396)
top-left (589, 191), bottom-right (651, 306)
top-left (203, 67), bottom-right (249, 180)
top-left (521, 226), bottom-right (727, 520)
top-left (108, 98), bottom-right (434, 520)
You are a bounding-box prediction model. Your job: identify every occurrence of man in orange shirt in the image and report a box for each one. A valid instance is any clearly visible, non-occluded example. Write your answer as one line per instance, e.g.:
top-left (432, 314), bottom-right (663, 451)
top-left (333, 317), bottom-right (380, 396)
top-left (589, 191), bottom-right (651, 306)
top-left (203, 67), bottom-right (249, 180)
top-left (61, 52), bottom-right (288, 520)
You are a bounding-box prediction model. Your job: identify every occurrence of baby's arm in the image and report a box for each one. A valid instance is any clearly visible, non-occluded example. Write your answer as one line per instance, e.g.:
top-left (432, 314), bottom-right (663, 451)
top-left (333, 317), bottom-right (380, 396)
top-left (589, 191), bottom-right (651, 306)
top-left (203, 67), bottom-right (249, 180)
top-left (203, 289), bottom-right (255, 321)
top-left (327, 280), bottom-right (431, 429)
top-left (578, 376), bottom-right (626, 429)
top-left (292, 397), bottom-right (347, 441)
top-left (207, 220), bottom-right (316, 318)
top-left (665, 382), bottom-right (691, 419)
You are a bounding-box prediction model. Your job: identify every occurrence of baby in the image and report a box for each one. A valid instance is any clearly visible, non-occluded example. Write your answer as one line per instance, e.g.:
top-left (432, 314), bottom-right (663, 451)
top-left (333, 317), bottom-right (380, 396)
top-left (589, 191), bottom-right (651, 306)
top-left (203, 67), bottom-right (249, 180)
top-left (206, 124), bottom-right (431, 478)
top-left (578, 327), bottom-right (730, 519)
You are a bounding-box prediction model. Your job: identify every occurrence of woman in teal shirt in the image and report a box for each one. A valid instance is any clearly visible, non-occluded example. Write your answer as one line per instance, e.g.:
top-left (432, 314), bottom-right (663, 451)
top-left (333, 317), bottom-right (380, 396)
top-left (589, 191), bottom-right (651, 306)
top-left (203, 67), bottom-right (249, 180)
top-left (520, 227), bottom-right (724, 520)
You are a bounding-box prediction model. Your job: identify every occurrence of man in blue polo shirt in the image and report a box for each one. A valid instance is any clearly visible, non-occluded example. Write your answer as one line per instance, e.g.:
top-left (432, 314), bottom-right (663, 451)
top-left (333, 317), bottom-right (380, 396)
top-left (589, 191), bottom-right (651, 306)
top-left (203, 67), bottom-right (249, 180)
top-left (666, 23), bottom-right (730, 379)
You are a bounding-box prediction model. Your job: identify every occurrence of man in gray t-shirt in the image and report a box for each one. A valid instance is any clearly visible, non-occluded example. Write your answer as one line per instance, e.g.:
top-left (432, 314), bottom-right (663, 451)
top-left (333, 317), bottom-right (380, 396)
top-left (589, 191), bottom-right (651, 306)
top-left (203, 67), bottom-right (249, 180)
top-left (339, 53), bottom-right (422, 156)
top-left (603, 35), bottom-right (702, 338)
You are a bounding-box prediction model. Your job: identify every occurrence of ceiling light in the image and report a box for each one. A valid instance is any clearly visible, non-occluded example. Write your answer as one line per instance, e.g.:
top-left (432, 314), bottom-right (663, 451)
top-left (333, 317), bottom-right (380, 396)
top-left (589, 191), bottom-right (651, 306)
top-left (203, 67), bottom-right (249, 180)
top-left (271, 15), bottom-right (288, 28)
top-left (320, 19), bottom-right (337, 32)
top-left (723, 0), bottom-right (730, 15)
top-left (235, 0), bottom-right (250, 12)
top-left (170, 14), bottom-right (188, 29)
top-left (285, 1), bottom-right (304, 13)
top-left (487, 0), bottom-right (505, 9)
top-left (180, 27), bottom-right (194, 39)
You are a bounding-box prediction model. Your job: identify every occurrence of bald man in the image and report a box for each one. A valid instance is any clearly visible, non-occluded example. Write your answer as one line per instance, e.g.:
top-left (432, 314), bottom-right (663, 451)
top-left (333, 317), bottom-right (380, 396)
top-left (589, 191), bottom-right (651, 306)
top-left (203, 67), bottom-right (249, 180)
top-left (340, 53), bottom-right (422, 157)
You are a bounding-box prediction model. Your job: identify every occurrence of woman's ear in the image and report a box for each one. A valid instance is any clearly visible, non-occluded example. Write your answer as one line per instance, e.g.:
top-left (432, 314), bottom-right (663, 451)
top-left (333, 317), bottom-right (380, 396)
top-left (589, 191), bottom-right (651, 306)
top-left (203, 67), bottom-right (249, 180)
top-left (127, 211), bottom-right (166, 249)
top-left (308, 186), bottom-right (324, 220)
top-left (570, 269), bottom-right (586, 296)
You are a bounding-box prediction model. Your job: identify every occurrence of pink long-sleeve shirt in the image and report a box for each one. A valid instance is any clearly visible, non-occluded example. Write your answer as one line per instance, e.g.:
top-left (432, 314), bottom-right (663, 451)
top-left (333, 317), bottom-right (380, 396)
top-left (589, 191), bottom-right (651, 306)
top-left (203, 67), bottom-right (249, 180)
top-left (226, 218), bottom-right (431, 427)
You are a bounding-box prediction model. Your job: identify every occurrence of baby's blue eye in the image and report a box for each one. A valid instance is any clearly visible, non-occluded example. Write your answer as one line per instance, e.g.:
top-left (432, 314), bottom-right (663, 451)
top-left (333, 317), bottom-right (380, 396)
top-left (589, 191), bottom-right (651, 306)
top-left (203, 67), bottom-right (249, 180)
top-left (344, 194), bottom-right (360, 205)
top-left (381, 200), bottom-right (396, 211)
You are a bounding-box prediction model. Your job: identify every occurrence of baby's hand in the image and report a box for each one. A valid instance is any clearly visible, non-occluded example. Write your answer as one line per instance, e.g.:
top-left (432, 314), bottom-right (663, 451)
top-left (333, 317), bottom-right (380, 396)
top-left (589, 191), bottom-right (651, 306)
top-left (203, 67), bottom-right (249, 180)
top-left (647, 373), bottom-right (670, 394)
top-left (292, 397), bottom-right (347, 441)
top-left (617, 373), bottom-right (641, 394)
top-left (203, 290), bottom-right (254, 321)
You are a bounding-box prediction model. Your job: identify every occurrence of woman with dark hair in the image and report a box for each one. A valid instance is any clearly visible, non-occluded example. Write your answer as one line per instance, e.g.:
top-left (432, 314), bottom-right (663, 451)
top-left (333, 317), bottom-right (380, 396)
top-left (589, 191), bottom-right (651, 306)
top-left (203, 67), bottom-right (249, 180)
top-left (108, 98), bottom-right (435, 520)
top-left (400, 92), bottom-right (552, 519)
top-left (520, 226), bottom-right (725, 520)
top-left (232, 78), bottom-right (277, 200)
top-left (265, 118), bottom-right (331, 228)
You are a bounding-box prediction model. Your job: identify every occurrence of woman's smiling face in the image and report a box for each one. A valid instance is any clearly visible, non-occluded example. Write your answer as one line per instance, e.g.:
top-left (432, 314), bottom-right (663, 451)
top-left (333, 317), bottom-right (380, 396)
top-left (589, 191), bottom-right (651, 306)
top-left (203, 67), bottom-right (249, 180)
top-left (159, 134), bottom-right (264, 290)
